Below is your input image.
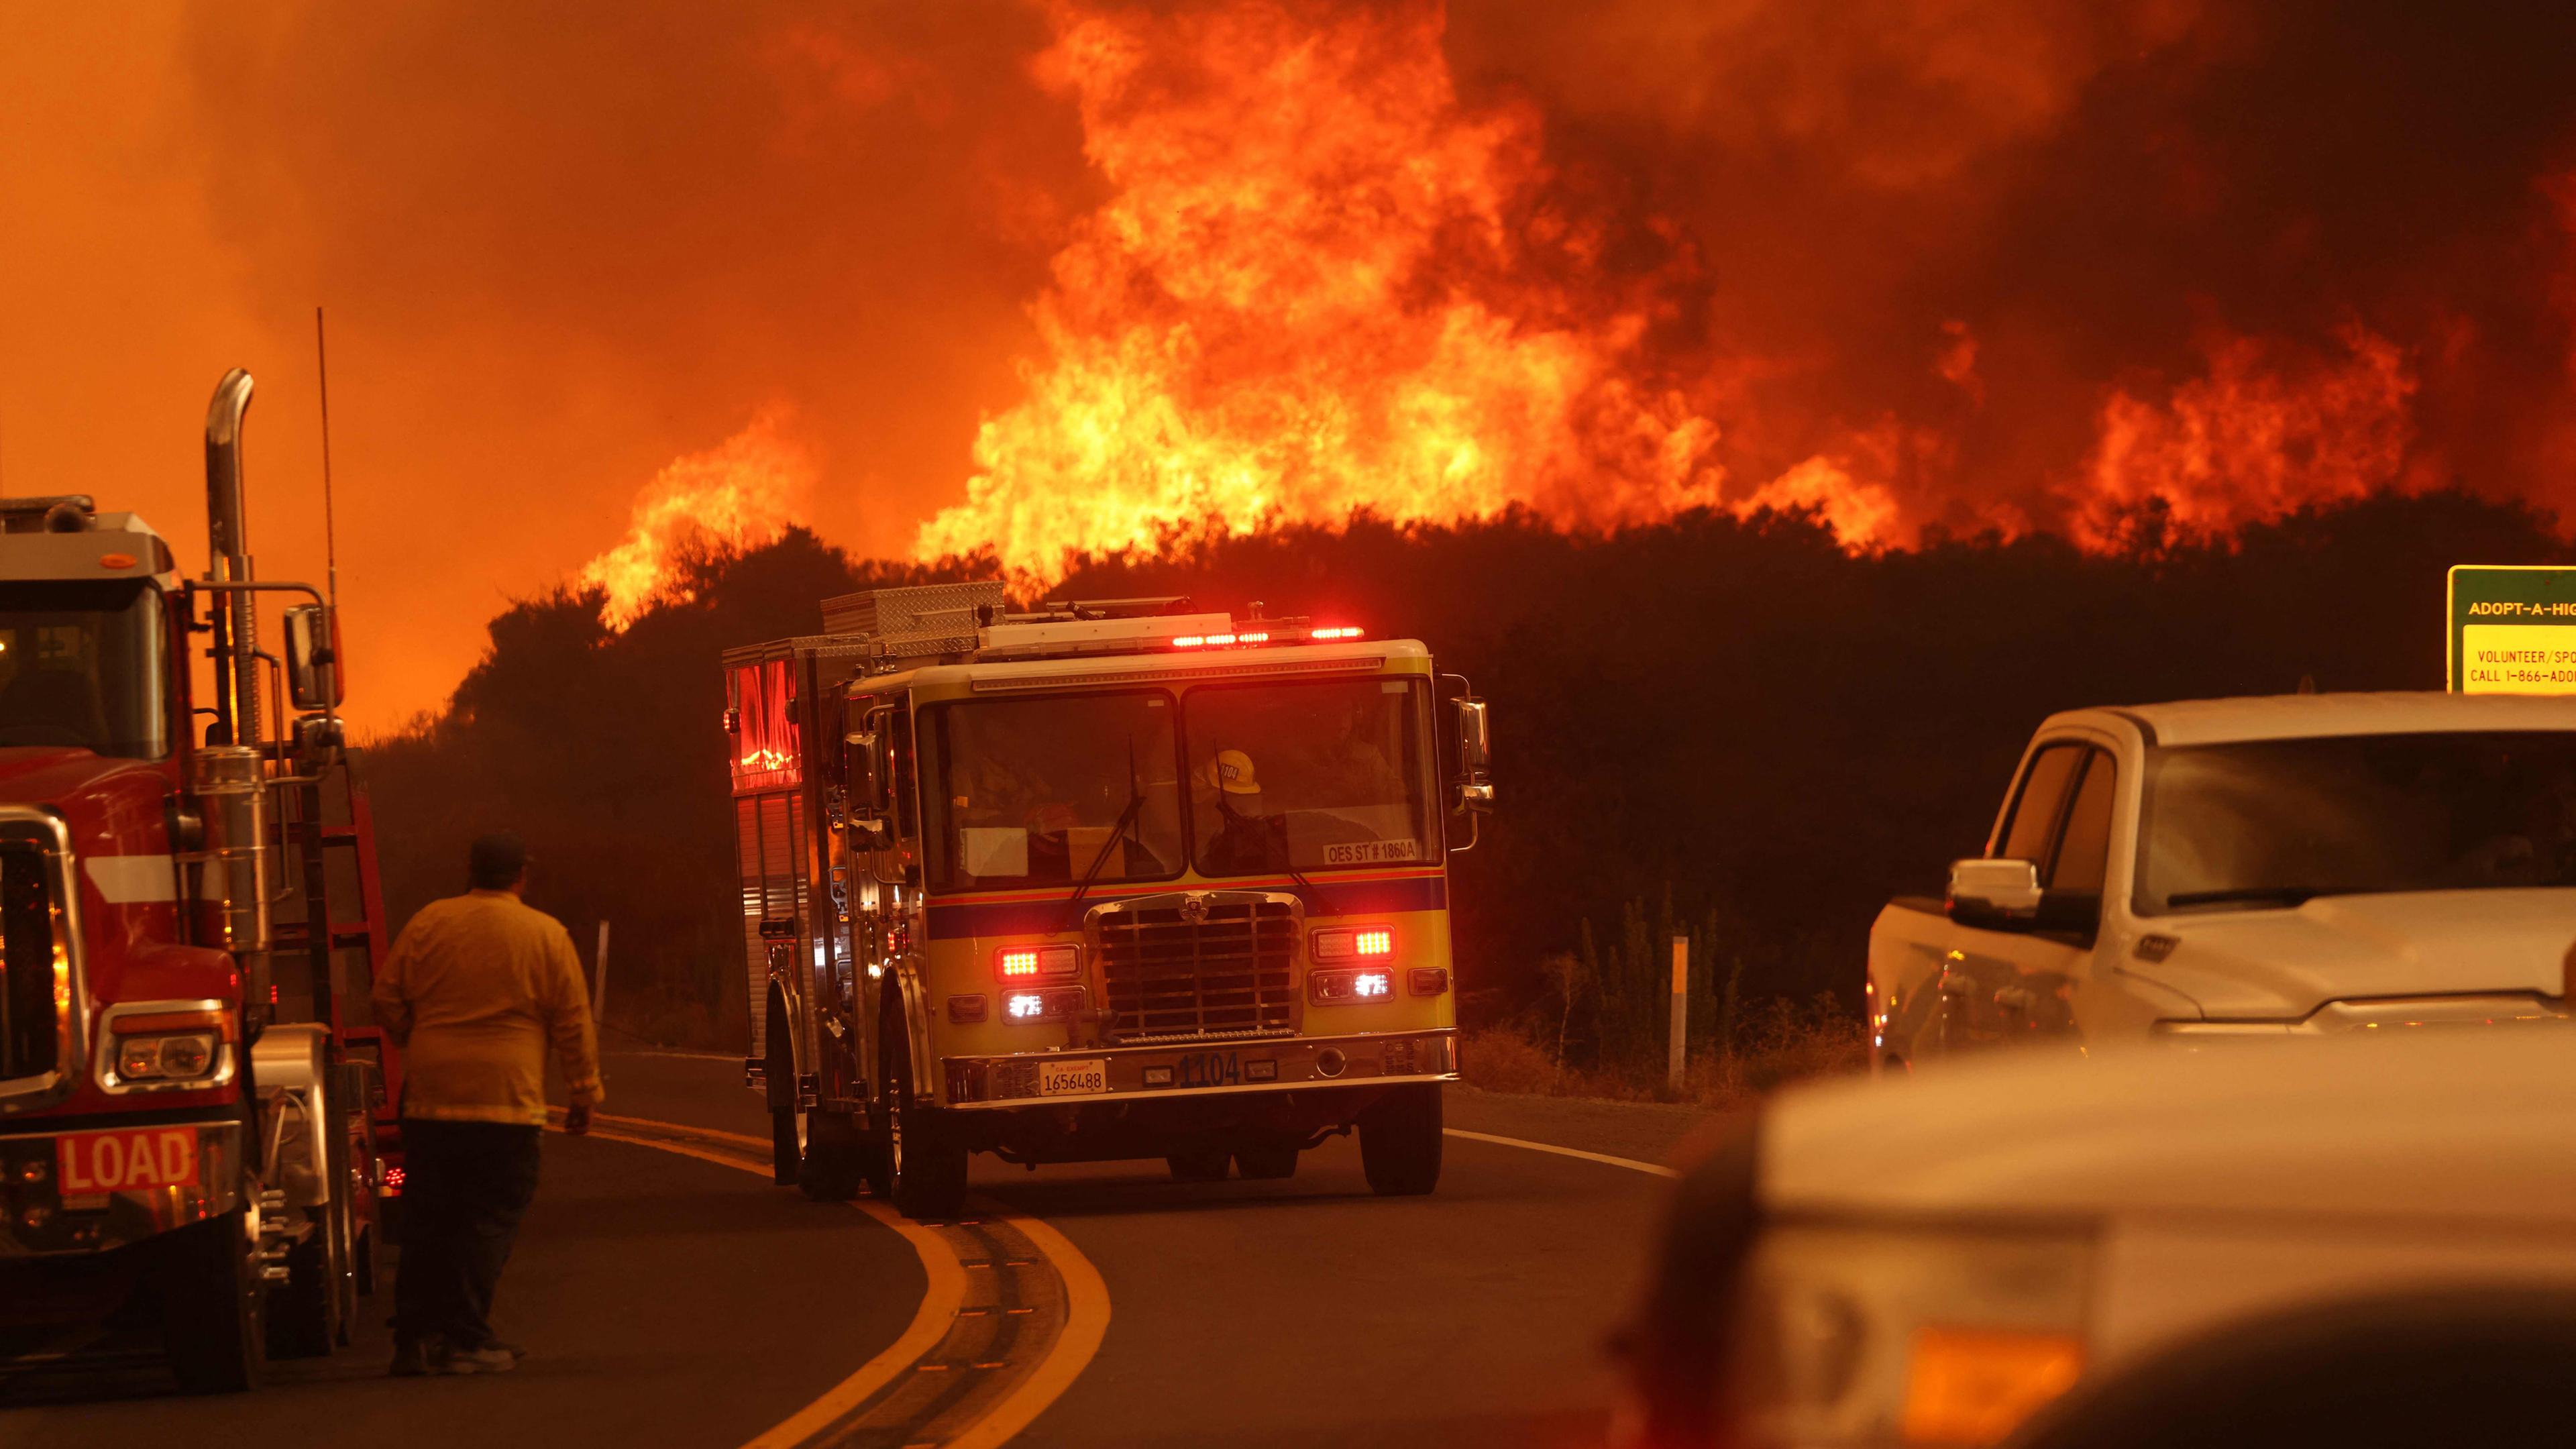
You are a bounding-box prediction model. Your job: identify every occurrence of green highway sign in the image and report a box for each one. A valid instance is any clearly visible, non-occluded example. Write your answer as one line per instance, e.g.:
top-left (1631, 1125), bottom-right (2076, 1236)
top-left (2448, 565), bottom-right (2576, 693)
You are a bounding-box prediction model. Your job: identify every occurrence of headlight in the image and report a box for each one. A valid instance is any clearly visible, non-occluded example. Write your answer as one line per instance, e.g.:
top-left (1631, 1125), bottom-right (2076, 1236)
top-left (97, 1006), bottom-right (234, 1092)
top-left (1731, 1222), bottom-right (2094, 1447)
top-left (113, 1031), bottom-right (222, 1084)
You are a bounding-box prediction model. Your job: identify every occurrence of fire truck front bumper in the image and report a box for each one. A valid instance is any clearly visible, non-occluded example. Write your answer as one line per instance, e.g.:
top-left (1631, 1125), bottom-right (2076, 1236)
top-left (940, 1027), bottom-right (1459, 1110)
top-left (0, 1116), bottom-right (249, 1258)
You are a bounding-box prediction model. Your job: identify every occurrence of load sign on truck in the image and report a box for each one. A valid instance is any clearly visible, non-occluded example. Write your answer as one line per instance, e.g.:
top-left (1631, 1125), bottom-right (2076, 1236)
top-left (2449, 565), bottom-right (2576, 693)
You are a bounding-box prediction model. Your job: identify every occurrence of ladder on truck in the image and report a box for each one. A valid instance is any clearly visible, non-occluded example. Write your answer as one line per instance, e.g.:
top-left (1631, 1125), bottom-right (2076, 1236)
top-left (264, 757), bottom-right (406, 1209)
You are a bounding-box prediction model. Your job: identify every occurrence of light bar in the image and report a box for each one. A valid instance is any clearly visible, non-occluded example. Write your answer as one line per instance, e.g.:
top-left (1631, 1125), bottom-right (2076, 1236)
top-left (1309, 626), bottom-right (1365, 641)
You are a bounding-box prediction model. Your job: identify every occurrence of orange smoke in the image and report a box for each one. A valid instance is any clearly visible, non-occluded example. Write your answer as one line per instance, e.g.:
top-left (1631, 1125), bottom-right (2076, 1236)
top-left (2076, 325), bottom-right (2418, 544)
top-left (913, 0), bottom-right (1731, 582)
top-left (580, 408), bottom-right (814, 629)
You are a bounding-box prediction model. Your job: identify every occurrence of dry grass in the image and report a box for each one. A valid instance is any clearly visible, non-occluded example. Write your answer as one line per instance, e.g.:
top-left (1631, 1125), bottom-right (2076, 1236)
top-left (1460, 995), bottom-right (1867, 1112)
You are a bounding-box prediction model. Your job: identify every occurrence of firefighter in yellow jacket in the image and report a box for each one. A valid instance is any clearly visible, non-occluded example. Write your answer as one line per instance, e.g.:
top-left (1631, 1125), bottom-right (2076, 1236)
top-left (372, 831), bottom-right (604, 1376)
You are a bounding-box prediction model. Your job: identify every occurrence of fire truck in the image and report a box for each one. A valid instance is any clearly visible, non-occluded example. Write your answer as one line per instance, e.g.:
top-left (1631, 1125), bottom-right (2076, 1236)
top-left (0, 369), bottom-right (400, 1391)
top-left (726, 582), bottom-right (1493, 1218)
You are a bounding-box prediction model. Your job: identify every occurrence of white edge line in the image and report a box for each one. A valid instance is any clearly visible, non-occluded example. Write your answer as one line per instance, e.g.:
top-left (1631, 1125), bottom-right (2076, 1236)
top-left (1443, 1126), bottom-right (1680, 1179)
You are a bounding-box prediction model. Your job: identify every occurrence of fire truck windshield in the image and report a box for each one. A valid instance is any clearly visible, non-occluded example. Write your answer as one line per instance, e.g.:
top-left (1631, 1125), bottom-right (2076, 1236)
top-left (0, 580), bottom-right (167, 759)
top-left (920, 691), bottom-right (1186, 892)
top-left (1187, 677), bottom-right (1437, 875)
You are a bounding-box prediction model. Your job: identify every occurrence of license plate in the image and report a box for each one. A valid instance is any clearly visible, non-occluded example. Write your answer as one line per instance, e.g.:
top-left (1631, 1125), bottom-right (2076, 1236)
top-left (56, 1126), bottom-right (201, 1195)
top-left (1038, 1059), bottom-right (1108, 1097)
top-left (1171, 1051), bottom-right (1243, 1089)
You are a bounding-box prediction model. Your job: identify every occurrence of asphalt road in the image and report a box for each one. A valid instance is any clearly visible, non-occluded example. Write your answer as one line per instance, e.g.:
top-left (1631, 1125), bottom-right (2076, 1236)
top-left (4, 1049), bottom-right (1706, 1448)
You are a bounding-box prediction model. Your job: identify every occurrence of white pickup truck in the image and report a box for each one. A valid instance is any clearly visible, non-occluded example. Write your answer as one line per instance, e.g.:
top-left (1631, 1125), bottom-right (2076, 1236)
top-left (1867, 692), bottom-right (2576, 1067)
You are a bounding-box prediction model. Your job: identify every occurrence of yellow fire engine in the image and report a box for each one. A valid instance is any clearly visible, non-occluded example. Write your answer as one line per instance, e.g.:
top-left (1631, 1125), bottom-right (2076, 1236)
top-left (724, 582), bottom-right (1492, 1217)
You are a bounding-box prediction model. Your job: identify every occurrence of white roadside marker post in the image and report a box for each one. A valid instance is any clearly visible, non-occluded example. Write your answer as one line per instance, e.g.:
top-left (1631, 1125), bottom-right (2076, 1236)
top-left (1668, 934), bottom-right (1688, 1095)
top-left (594, 919), bottom-right (613, 1023)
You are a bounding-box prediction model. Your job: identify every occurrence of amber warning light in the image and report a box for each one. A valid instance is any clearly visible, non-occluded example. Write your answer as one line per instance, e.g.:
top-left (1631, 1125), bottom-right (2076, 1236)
top-left (998, 945), bottom-right (1079, 981)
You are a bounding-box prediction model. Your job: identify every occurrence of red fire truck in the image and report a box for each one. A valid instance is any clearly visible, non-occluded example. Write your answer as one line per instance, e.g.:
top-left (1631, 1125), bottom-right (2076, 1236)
top-left (0, 369), bottom-right (400, 1391)
top-left (726, 582), bottom-right (1493, 1218)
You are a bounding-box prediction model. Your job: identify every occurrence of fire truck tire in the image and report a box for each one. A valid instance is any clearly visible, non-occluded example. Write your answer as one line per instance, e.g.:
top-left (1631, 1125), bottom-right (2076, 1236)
top-left (767, 1014), bottom-right (802, 1187)
top-left (799, 1112), bottom-right (866, 1202)
top-left (268, 1230), bottom-right (338, 1358)
top-left (1166, 1150), bottom-right (1232, 1182)
top-left (771, 1108), bottom-right (803, 1187)
top-left (879, 1004), bottom-right (968, 1219)
top-left (1358, 1084), bottom-right (1444, 1196)
top-left (890, 1108), bottom-right (969, 1219)
top-left (160, 1210), bottom-right (264, 1393)
top-left (1234, 1143), bottom-right (1299, 1180)
top-left (861, 1136), bottom-right (894, 1201)
top-left (353, 1224), bottom-right (376, 1297)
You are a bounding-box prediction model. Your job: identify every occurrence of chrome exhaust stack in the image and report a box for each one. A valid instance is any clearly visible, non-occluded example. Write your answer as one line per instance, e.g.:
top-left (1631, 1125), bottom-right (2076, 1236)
top-left (197, 368), bottom-right (271, 957)
top-left (203, 368), bottom-right (260, 748)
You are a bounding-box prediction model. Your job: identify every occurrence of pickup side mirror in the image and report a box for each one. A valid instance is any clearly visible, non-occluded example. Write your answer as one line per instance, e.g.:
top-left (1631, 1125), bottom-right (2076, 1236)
top-left (1947, 857), bottom-right (2041, 928)
top-left (1948, 858), bottom-right (2102, 934)
top-left (282, 603), bottom-right (342, 712)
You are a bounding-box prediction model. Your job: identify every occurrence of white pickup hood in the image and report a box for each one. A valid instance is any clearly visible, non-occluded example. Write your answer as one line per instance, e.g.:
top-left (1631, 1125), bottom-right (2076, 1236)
top-left (1766, 1030), bottom-right (2576, 1225)
top-left (2130, 886), bottom-right (2576, 1020)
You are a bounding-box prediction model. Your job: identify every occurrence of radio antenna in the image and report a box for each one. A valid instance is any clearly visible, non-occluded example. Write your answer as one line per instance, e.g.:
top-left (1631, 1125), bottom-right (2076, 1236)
top-left (315, 305), bottom-right (339, 610)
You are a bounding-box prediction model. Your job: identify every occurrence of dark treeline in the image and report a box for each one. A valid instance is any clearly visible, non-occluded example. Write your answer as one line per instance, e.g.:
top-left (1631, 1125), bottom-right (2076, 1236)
top-left (366, 491), bottom-right (2569, 1061)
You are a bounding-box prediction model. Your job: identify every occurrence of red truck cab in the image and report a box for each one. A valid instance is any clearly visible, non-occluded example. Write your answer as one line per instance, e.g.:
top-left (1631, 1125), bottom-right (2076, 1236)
top-left (0, 369), bottom-right (398, 1391)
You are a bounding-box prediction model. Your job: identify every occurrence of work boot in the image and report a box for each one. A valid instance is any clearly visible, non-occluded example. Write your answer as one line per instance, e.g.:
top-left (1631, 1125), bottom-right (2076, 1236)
top-left (485, 1340), bottom-right (529, 1363)
top-left (388, 1338), bottom-right (433, 1377)
top-left (429, 1342), bottom-right (518, 1375)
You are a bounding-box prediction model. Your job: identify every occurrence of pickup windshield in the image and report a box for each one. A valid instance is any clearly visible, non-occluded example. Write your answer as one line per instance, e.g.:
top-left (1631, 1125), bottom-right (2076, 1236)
top-left (0, 580), bottom-right (166, 759)
top-left (2135, 731), bottom-right (2576, 914)
top-left (918, 692), bottom-right (1186, 891)
top-left (1186, 678), bottom-right (1438, 875)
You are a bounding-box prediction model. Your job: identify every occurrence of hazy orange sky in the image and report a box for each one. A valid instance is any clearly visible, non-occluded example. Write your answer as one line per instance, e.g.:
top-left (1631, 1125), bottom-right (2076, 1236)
top-left (10, 2), bottom-right (2574, 733)
top-left (3, 3), bottom-right (1078, 733)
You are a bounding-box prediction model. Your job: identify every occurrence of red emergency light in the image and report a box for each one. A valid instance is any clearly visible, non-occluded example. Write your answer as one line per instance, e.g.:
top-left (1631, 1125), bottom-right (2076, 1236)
top-left (1309, 626), bottom-right (1365, 641)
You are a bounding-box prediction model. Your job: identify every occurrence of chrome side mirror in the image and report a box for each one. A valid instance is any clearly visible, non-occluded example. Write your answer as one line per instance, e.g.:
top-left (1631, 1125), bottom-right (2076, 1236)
top-left (1947, 858), bottom-right (2043, 926)
top-left (843, 729), bottom-right (892, 853)
top-left (1450, 696), bottom-right (1493, 816)
top-left (282, 603), bottom-right (341, 712)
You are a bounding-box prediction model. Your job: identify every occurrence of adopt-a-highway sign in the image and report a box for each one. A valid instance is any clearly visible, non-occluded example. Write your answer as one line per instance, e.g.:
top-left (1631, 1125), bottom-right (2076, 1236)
top-left (2449, 565), bottom-right (2576, 693)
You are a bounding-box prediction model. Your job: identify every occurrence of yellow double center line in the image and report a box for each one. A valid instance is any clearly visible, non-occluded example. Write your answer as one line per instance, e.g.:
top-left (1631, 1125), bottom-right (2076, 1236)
top-left (557, 1111), bottom-right (1111, 1448)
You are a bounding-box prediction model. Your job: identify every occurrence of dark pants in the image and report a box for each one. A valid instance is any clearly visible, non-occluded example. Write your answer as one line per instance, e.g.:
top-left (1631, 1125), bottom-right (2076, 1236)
top-left (392, 1119), bottom-right (542, 1351)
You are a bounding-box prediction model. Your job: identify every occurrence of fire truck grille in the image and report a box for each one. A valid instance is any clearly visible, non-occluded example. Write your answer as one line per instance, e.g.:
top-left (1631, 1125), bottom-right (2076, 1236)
top-left (1093, 898), bottom-right (1298, 1042)
top-left (0, 844), bottom-right (60, 1082)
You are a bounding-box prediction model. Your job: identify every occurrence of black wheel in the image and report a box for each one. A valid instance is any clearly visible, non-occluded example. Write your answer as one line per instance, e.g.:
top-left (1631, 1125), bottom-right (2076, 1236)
top-left (799, 1112), bottom-right (865, 1202)
top-left (162, 1210), bottom-right (263, 1393)
top-left (1234, 1143), bottom-right (1299, 1181)
top-left (1358, 1084), bottom-right (1442, 1196)
top-left (265, 1229), bottom-right (339, 1359)
top-left (1166, 1150), bottom-right (1232, 1183)
top-left (352, 1224), bottom-right (376, 1298)
top-left (860, 1133), bottom-right (894, 1201)
top-left (881, 1006), bottom-right (968, 1220)
top-left (767, 1001), bottom-right (802, 1187)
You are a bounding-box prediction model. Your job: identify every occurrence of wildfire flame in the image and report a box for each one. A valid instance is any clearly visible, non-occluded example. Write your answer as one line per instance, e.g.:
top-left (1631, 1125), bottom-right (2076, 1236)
top-left (914, 0), bottom-right (1737, 582)
top-left (596, 3), bottom-right (2468, 605)
top-left (2076, 325), bottom-right (2418, 545)
top-left (581, 407), bottom-right (814, 629)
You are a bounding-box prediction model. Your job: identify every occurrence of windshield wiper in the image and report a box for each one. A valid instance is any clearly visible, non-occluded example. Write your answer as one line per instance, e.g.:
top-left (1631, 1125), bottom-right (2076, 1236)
top-left (2164, 885), bottom-right (2366, 908)
top-left (1056, 747), bottom-right (1146, 934)
top-left (1281, 857), bottom-right (1337, 917)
